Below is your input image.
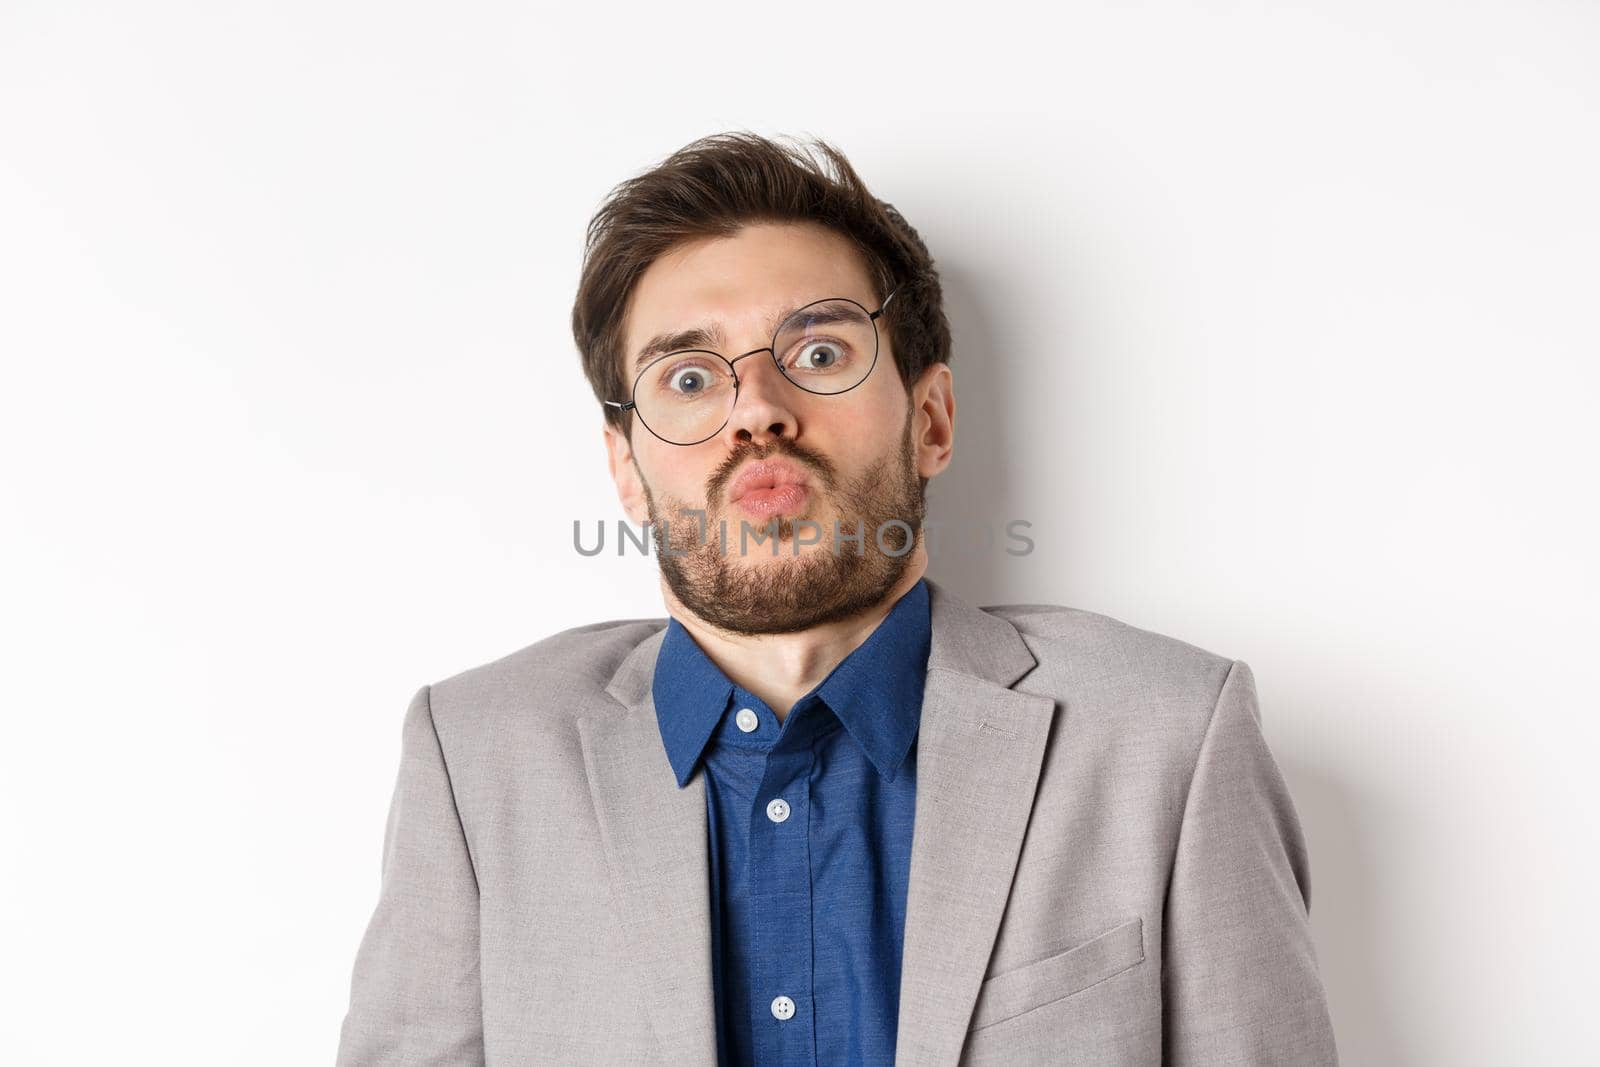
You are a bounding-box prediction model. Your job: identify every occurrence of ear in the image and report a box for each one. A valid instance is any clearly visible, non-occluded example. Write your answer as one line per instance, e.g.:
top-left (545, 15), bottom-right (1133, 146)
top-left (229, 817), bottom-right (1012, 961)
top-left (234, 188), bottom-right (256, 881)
top-left (911, 362), bottom-right (955, 479)
top-left (603, 420), bottom-right (650, 525)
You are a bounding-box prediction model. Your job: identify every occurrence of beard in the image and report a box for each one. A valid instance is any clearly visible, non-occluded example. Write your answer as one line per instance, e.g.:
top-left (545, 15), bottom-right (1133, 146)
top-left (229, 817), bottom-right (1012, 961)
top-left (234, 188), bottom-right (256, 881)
top-left (639, 404), bottom-right (926, 636)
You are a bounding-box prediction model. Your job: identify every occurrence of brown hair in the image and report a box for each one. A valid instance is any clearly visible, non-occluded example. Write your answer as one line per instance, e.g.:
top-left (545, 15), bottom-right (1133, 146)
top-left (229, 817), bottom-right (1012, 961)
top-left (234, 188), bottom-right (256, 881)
top-left (571, 131), bottom-right (952, 436)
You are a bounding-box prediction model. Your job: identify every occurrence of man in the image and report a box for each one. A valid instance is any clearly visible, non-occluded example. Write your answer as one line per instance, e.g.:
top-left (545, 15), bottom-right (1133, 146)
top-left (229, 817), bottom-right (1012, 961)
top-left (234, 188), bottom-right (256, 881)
top-left (336, 132), bottom-right (1339, 1065)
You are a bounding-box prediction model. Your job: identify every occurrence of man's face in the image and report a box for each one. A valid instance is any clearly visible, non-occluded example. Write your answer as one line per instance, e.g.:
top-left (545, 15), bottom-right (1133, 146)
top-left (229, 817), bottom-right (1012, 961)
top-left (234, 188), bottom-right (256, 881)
top-left (603, 221), bottom-right (943, 636)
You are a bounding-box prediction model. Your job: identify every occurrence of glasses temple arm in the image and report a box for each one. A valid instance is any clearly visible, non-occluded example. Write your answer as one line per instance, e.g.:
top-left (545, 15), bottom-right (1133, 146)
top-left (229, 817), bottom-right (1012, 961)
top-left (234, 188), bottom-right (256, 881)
top-left (871, 285), bottom-right (901, 320)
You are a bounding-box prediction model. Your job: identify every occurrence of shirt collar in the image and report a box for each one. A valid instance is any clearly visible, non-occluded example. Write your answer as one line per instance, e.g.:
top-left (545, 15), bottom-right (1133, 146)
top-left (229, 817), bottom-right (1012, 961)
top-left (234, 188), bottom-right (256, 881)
top-left (651, 577), bottom-right (931, 787)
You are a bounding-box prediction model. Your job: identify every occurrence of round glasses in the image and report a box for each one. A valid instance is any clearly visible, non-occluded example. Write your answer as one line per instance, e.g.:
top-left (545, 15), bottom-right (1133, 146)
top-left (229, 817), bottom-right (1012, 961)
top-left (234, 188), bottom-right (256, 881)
top-left (605, 288), bottom-right (899, 446)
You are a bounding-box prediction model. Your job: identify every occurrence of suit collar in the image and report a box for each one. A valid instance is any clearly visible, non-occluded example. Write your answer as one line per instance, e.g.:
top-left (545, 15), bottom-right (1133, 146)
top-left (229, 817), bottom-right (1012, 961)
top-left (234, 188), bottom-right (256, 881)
top-left (923, 575), bottom-right (1039, 687)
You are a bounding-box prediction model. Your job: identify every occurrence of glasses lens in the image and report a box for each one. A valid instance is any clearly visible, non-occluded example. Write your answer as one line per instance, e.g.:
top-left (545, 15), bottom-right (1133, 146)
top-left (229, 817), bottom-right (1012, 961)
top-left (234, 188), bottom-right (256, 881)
top-left (633, 351), bottom-right (736, 444)
top-left (772, 299), bottom-right (879, 395)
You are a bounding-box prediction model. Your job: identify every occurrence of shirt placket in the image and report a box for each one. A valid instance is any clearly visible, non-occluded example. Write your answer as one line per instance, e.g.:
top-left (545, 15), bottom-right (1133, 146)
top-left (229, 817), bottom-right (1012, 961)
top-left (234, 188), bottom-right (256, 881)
top-left (745, 734), bottom-right (818, 1064)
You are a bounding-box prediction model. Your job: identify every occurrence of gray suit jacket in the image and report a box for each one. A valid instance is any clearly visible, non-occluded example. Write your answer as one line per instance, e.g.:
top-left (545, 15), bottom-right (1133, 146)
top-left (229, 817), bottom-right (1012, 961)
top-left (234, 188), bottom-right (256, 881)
top-left (336, 577), bottom-right (1338, 1065)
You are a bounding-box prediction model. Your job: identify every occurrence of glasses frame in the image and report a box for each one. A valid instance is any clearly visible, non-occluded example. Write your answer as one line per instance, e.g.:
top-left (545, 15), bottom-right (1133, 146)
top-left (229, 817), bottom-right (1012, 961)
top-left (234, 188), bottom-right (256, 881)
top-left (605, 286), bottom-right (901, 446)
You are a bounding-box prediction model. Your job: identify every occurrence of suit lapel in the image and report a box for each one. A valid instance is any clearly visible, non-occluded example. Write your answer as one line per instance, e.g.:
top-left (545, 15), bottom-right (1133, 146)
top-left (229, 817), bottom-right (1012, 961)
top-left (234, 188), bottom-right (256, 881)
top-left (894, 579), bottom-right (1058, 1066)
top-left (581, 627), bottom-right (718, 1065)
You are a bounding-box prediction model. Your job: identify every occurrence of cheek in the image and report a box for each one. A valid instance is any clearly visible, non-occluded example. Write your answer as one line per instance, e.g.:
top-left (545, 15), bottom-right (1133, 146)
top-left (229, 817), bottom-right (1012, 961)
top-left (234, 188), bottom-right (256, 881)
top-left (644, 450), bottom-right (718, 502)
top-left (825, 392), bottom-right (908, 456)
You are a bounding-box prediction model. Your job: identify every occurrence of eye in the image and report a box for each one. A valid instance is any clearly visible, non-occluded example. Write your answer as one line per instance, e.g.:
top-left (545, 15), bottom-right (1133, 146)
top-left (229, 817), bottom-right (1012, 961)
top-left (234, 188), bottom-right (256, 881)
top-left (650, 355), bottom-right (728, 400)
top-left (789, 339), bottom-right (848, 372)
top-left (667, 365), bottom-right (710, 395)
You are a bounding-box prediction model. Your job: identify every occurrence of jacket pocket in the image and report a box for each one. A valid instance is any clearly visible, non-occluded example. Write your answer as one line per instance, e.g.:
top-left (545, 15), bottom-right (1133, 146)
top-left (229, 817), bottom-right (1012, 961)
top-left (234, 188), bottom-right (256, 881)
top-left (967, 916), bottom-right (1145, 1032)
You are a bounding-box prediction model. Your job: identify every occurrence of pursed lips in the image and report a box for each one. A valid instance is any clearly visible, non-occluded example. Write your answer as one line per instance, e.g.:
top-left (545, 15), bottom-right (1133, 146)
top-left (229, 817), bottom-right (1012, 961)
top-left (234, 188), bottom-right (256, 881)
top-left (727, 459), bottom-right (812, 503)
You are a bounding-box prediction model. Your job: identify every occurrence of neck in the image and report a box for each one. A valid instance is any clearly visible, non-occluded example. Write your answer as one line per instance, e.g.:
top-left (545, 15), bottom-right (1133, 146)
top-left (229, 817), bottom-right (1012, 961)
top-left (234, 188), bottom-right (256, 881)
top-left (659, 546), bottom-right (929, 724)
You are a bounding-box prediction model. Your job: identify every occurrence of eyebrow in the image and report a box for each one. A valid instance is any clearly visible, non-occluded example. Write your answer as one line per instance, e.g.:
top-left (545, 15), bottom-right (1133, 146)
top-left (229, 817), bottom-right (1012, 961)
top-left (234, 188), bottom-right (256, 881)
top-left (629, 301), bottom-right (863, 377)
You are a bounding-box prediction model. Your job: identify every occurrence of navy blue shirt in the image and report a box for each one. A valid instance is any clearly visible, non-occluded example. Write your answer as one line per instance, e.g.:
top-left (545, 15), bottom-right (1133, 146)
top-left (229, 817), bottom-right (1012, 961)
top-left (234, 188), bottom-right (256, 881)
top-left (651, 578), bottom-right (931, 1067)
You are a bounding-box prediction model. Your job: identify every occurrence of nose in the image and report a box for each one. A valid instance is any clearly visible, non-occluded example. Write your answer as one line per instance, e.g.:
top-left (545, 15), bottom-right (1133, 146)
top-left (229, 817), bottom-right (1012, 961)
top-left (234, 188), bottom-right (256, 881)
top-left (722, 349), bottom-right (798, 445)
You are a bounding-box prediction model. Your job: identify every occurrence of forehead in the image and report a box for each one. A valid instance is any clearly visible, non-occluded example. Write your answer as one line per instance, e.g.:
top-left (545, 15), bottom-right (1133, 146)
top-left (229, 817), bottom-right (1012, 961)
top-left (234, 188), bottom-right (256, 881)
top-left (621, 221), bottom-right (878, 368)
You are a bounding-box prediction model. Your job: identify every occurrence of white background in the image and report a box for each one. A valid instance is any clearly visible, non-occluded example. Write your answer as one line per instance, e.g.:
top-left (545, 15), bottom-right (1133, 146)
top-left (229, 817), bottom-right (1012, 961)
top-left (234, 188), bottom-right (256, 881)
top-left (3, 1), bottom-right (1595, 1063)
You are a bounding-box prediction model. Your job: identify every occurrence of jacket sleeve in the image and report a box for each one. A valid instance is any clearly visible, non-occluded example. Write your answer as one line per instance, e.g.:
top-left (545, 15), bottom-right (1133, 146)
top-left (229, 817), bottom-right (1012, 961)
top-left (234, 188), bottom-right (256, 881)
top-left (337, 685), bottom-right (486, 1065)
top-left (1162, 659), bottom-right (1339, 1065)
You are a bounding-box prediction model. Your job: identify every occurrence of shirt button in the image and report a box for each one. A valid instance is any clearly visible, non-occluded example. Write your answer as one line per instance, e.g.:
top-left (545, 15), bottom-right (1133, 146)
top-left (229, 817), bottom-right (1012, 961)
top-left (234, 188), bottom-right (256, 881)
top-left (735, 707), bottom-right (759, 733)
top-left (771, 994), bottom-right (795, 1020)
top-left (766, 797), bottom-right (790, 823)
